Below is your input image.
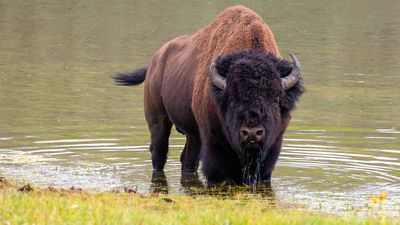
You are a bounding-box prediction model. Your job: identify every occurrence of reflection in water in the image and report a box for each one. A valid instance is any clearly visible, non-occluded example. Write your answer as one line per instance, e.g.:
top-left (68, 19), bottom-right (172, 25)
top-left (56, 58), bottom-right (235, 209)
top-left (150, 171), bottom-right (169, 194)
top-left (151, 170), bottom-right (276, 203)
top-left (204, 183), bottom-right (276, 202)
top-left (180, 172), bottom-right (203, 190)
top-left (151, 171), bottom-right (204, 195)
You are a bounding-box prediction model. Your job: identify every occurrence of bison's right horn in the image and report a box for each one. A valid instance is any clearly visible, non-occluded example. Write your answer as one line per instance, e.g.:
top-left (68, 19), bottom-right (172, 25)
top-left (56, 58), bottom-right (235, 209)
top-left (281, 53), bottom-right (301, 91)
top-left (209, 58), bottom-right (227, 90)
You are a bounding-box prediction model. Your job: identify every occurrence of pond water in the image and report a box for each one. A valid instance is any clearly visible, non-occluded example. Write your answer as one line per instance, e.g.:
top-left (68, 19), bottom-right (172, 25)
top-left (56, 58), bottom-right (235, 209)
top-left (1, 0), bottom-right (400, 216)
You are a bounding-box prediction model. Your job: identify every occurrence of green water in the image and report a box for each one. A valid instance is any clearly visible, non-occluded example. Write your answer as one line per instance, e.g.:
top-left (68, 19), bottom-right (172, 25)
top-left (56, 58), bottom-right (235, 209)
top-left (1, 0), bottom-right (399, 215)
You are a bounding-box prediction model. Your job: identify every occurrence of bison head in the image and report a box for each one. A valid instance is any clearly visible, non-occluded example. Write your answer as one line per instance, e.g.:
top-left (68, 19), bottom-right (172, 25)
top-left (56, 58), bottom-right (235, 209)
top-left (209, 50), bottom-right (303, 185)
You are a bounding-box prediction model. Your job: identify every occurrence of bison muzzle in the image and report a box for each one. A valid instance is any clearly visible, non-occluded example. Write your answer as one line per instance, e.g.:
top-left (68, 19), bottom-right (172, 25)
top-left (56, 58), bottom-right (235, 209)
top-left (113, 5), bottom-right (304, 186)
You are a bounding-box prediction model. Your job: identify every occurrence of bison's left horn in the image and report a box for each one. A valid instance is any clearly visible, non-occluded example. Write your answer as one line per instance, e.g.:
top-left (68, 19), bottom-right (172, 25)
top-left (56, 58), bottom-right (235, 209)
top-left (281, 53), bottom-right (301, 91)
top-left (209, 58), bottom-right (227, 90)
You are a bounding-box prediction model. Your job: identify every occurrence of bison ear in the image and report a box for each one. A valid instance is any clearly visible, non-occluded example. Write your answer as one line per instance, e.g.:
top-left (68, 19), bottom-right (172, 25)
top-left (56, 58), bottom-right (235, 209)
top-left (214, 57), bottom-right (231, 77)
top-left (278, 56), bottom-right (304, 114)
top-left (215, 52), bottom-right (247, 77)
top-left (275, 56), bottom-right (304, 114)
top-left (210, 55), bottom-right (231, 107)
top-left (275, 58), bottom-right (293, 78)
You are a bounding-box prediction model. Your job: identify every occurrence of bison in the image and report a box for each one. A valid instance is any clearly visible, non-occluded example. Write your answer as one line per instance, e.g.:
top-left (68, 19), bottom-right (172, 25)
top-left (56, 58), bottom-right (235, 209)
top-left (113, 5), bottom-right (304, 186)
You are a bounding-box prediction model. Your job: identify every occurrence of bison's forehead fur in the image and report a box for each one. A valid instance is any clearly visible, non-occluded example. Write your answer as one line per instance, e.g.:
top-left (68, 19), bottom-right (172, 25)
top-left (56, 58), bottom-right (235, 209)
top-left (211, 50), bottom-right (291, 128)
top-left (223, 51), bottom-right (283, 103)
top-left (215, 50), bottom-right (292, 105)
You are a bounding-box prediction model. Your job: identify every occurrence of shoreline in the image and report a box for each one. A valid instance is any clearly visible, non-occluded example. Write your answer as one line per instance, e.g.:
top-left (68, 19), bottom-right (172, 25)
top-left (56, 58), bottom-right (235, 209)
top-left (1, 176), bottom-right (396, 225)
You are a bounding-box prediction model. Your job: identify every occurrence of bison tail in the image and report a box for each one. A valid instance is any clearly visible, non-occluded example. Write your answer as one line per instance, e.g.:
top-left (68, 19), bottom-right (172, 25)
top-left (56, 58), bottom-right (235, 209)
top-left (112, 67), bottom-right (147, 86)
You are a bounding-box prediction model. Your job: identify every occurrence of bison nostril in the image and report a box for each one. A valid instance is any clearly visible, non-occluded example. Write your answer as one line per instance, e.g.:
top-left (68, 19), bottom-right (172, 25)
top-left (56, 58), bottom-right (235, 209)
top-left (240, 126), bottom-right (265, 142)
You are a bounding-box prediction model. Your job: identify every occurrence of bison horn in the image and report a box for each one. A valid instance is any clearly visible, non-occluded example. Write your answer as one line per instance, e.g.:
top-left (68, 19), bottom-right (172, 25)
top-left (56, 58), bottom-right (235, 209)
top-left (281, 53), bottom-right (301, 91)
top-left (209, 58), bottom-right (227, 90)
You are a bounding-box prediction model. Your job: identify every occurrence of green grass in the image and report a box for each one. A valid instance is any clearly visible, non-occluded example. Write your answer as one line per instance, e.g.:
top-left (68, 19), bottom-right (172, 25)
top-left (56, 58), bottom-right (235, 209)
top-left (1, 180), bottom-right (397, 225)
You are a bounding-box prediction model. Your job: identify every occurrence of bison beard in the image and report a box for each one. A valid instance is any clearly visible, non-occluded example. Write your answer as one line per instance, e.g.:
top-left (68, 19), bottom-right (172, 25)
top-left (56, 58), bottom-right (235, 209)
top-left (112, 5), bottom-right (304, 187)
top-left (242, 143), bottom-right (263, 186)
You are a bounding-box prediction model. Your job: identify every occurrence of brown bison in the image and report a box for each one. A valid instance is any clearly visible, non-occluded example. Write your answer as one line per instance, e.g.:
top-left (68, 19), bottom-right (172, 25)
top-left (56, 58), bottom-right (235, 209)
top-left (113, 5), bottom-right (304, 186)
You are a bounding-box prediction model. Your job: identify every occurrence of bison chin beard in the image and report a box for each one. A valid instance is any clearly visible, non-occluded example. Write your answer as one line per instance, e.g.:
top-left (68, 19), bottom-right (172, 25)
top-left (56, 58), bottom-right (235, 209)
top-left (241, 142), bottom-right (264, 186)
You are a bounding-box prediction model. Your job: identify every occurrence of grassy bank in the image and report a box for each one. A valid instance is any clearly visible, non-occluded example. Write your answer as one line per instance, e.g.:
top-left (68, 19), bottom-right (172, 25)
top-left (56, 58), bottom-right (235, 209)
top-left (0, 179), bottom-right (396, 225)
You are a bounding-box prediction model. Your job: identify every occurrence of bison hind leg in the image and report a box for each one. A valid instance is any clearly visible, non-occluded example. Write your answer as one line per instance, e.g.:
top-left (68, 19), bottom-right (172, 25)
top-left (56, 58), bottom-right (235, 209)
top-left (180, 135), bottom-right (201, 173)
top-left (149, 116), bottom-right (173, 171)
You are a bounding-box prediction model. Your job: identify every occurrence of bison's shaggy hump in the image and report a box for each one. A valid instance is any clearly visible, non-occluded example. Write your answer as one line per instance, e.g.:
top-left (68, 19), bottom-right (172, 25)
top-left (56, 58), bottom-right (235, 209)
top-left (193, 5), bottom-right (280, 56)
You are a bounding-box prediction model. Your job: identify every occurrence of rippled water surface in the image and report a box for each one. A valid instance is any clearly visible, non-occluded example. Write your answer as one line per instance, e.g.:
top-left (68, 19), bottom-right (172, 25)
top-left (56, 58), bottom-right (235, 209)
top-left (1, 0), bottom-right (400, 215)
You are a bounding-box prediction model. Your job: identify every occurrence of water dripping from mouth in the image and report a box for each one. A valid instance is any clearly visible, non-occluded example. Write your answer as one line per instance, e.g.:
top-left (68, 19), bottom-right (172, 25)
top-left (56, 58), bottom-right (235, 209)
top-left (242, 145), bottom-right (262, 189)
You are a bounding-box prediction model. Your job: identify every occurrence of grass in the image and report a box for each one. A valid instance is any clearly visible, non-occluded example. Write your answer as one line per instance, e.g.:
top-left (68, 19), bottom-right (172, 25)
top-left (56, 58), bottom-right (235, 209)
top-left (0, 178), bottom-right (398, 225)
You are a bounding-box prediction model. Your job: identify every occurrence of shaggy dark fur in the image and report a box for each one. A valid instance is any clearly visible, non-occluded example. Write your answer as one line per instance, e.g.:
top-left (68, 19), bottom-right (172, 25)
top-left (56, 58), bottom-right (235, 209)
top-left (204, 50), bottom-right (304, 185)
top-left (213, 50), bottom-right (304, 118)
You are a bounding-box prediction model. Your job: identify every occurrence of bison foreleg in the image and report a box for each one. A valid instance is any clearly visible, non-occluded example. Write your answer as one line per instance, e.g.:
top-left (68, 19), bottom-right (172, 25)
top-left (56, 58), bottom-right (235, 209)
top-left (180, 135), bottom-right (201, 173)
top-left (202, 142), bottom-right (243, 186)
top-left (260, 133), bottom-right (284, 183)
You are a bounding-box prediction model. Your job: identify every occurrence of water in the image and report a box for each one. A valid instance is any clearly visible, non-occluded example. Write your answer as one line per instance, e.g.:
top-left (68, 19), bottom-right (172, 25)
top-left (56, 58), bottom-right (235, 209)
top-left (1, 0), bottom-right (399, 216)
